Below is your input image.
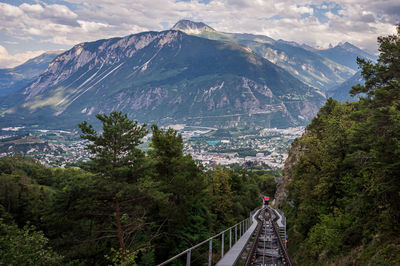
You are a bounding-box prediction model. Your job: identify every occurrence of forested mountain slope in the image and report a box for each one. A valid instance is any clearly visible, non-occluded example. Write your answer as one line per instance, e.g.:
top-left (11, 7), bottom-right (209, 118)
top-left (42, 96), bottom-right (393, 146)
top-left (275, 27), bottom-right (400, 265)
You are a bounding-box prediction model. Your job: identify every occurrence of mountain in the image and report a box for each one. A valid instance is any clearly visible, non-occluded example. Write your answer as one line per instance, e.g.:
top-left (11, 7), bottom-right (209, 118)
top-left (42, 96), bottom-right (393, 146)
top-left (315, 42), bottom-right (377, 70)
top-left (0, 51), bottom-right (62, 97)
top-left (1, 30), bottom-right (325, 130)
top-left (185, 26), bottom-right (355, 91)
top-left (327, 71), bottom-right (364, 102)
top-left (238, 39), bottom-right (355, 90)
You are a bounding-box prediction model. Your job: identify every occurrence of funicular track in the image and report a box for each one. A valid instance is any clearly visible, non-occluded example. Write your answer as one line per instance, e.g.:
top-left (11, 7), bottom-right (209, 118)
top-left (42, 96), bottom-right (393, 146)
top-left (244, 207), bottom-right (293, 266)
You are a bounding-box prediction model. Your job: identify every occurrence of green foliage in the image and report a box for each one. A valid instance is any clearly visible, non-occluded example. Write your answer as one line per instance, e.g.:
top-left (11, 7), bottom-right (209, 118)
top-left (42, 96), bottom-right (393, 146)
top-left (0, 218), bottom-right (63, 265)
top-left (258, 173), bottom-right (277, 197)
top-left (149, 125), bottom-right (211, 260)
top-left (105, 248), bottom-right (143, 266)
top-left (207, 167), bottom-right (234, 227)
top-left (285, 27), bottom-right (400, 264)
top-left (303, 209), bottom-right (352, 258)
top-left (78, 111), bottom-right (148, 180)
top-left (0, 113), bottom-right (272, 264)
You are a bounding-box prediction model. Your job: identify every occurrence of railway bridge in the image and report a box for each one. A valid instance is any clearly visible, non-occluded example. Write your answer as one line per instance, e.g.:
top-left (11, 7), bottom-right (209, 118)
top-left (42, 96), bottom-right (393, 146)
top-left (158, 202), bottom-right (292, 266)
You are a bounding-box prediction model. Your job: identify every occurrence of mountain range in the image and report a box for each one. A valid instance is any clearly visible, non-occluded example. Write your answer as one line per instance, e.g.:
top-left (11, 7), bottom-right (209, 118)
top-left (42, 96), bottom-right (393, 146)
top-left (0, 20), bottom-right (374, 129)
top-left (173, 20), bottom-right (375, 91)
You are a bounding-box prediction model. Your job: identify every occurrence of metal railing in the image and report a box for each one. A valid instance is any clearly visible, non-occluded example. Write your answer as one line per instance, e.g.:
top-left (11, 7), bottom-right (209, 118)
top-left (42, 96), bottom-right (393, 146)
top-left (158, 209), bottom-right (259, 266)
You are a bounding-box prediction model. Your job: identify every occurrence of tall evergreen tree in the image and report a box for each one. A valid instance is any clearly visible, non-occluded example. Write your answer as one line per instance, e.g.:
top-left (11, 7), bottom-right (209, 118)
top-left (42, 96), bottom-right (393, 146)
top-left (74, 111), bottom-right (158, 261)
top-left (149, 125), bottom-right (210, 260)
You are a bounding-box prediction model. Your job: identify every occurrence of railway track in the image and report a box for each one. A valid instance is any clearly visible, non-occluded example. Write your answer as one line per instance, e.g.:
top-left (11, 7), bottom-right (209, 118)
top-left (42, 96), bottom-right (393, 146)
top-left (244, 207), bottom-right (293, 266)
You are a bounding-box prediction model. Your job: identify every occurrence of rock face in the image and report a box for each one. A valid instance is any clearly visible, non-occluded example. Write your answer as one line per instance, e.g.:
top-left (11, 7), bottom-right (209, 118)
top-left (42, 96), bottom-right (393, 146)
top-left (171, 20), bottom-right (216, 34)
top-left (2, 29), bottom-right (325, 129)
top-left (274, 131), bottom-right (308, 208)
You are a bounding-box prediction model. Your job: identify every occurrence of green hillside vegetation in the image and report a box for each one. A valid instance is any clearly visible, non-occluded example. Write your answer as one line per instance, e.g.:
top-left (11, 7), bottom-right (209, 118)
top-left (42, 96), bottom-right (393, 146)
top-left (0, 112), bottom-right (275, 265)
top-left (282, 28), bottom-right (400, 264)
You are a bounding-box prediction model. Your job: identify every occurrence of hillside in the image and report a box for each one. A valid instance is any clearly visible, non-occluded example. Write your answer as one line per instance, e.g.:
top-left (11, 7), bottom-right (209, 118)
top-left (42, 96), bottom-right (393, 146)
top-left (274, 28), bottom-right (400, 265)
top-left (1, 30), bottom-right (324, 129)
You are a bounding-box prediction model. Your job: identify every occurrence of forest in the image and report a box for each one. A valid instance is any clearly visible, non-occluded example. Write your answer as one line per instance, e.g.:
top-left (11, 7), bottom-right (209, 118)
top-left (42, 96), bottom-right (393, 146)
top-left (0, 113), bottom-right (275, 265)
top-left (283, 27), bottom-right (400, 264)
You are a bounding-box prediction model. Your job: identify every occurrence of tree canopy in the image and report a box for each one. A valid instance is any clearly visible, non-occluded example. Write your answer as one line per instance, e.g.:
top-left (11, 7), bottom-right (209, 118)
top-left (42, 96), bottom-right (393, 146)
top-left (0, 113), bottom-right (274, 265)
top-left (284, 26), bottom-right (400, 265)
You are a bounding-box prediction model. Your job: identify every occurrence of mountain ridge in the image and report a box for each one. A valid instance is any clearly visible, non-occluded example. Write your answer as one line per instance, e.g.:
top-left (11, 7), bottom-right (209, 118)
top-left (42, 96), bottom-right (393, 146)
top-left (184, 24), bottom-right (360, 90)
top-left (315, 42), bottom-right (376, 70)
top-left (2, 29), bottom-right (325, 129)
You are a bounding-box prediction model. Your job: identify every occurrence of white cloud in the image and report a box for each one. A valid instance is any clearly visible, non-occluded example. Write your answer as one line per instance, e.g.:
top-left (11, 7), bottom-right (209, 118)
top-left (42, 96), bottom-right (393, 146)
top-left (0, 45), bottom-right (45, 68)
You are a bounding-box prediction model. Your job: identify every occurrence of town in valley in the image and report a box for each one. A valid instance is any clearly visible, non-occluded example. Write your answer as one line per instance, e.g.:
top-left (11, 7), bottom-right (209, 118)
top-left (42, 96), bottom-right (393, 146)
top-left (0, 125), bottom-right (304, 169)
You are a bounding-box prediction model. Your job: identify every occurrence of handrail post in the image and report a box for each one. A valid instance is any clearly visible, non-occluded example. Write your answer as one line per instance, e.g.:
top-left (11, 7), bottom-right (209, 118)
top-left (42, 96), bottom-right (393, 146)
top-left (229, 228), bottom-right (232, 248)
top-left (235, 224), bottom-right (237, 243)
top-left (221, 232), bottom-right (225, 258)
top-left (208, 238), bottom-right (213, 266)
top-left (186, 250), bottom-right (191, 266)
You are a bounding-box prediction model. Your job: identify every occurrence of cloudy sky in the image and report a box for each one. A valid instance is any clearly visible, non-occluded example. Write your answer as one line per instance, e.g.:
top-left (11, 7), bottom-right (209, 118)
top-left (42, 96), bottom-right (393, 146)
top-left (0, 0), bottom-right (398, 68)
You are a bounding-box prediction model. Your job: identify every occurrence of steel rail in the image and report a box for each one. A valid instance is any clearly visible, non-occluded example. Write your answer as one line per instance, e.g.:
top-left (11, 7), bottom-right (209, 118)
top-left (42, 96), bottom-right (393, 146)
top-left (244, 208), bottom-right (264, 265)
top-left (269, 208), bottom-right (293, 266)
top-left (245, 206), bottom-right (293, 266)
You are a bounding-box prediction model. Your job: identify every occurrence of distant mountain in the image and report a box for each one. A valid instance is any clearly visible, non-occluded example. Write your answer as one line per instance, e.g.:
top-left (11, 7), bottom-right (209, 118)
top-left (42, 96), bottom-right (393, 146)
top-left (315, 42), bottom-right (377, 70)
top-left (327, 71), bottom-right (364, 102)
top-left (1, 30), bottom-right (325, 129)
top-left (186, 26), bottom-right (355, 91)
top-left (239, 39), bottom-right (355, 91)
top-left (0, 51), bottom-right (62, 97)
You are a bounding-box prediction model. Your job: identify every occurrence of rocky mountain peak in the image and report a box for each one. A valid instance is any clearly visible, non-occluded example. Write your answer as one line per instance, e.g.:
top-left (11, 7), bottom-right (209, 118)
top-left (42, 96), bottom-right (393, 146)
top-left (337, 41), bottom-right (357, 51)
top-left (171, 19), bottom-right (216, 34)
